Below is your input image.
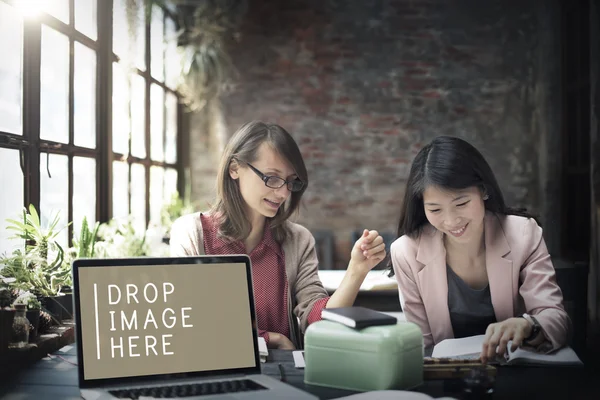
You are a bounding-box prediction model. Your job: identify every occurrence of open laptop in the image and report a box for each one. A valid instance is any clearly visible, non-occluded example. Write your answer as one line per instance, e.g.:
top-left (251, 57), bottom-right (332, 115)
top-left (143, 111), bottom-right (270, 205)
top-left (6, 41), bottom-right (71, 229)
top-left (72, 255), bottom-right (317, 399)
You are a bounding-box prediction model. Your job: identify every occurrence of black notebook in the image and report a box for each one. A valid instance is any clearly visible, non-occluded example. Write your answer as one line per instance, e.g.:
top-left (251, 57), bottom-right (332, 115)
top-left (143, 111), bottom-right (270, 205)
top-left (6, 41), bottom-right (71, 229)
top-left (321, 306), bottom-right (397, 329)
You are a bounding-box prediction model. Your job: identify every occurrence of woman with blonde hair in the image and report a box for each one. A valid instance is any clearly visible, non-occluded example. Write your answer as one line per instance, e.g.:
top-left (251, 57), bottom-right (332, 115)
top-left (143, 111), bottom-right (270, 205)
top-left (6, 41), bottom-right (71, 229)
top-left (170, 121), bottom-right (386, 349)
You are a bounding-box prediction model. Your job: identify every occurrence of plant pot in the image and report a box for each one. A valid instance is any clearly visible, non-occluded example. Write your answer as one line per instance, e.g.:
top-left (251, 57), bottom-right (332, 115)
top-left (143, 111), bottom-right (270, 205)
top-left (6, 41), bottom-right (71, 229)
top-left (57, 293), bottom-right (73, 320)
top-left (42, 296), bottom-right (63, 323)
top-left (11, 304), bottom-right (29, 347)
top-left (0, 309), bottom-right (16, 354)
top-left (26, 309), bottom-right (40, 342)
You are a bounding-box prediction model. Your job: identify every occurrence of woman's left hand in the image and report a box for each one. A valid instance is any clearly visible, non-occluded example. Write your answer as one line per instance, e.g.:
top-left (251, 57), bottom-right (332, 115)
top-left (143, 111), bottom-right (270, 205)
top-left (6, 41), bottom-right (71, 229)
top-left (349, 229), bottom-right (387, 275)
top-left (480, 317), bottom-right (532, 363)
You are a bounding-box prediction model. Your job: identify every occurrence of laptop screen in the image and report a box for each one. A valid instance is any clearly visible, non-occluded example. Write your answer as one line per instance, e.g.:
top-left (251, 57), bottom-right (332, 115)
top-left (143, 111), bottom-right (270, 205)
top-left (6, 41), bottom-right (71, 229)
top-left (73, 256), bottom-right (260, 387)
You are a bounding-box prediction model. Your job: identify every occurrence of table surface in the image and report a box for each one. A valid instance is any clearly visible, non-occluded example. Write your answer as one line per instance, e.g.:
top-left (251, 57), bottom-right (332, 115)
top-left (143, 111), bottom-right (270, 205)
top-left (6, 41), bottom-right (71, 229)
top-left (317, 270), bottom-right (398, 293)
top-left (1, 345), bottom-right (599, 400)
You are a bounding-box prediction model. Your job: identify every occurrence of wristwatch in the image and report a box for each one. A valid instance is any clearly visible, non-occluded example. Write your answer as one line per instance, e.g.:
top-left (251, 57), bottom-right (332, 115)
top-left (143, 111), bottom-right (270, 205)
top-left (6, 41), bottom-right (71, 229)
top-left (521, 313), bottom-right (541, 342)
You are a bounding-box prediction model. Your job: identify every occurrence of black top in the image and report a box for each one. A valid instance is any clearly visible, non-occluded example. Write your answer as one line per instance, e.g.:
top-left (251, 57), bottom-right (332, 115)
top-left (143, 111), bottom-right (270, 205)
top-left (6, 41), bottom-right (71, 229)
top-left (447, 265), bottom-right (497, 338)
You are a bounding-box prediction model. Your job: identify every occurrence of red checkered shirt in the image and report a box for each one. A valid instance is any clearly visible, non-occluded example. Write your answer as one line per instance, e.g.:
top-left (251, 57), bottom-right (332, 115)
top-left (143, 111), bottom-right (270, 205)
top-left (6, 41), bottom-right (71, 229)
top-left (200, 213), bottom-right (328, 344)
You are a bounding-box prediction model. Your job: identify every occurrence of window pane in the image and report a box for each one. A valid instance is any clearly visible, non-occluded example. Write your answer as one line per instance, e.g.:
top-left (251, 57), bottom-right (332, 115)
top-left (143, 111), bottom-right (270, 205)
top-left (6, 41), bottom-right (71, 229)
top-left (151, 5), bottom-right (164, 81)
top-left (112, 0), bottom-right (145, 71)
top-left (164, 168), bottom-right (178, 203)
top-left (0, 2), bottom-right (23, 135)
top-left (133, 0), bottom-right (146, 71)
top-left (73, 157), bottom-right (96, 238)
top-left (0, 149), bottom-right (24, 255)
top-left (74, 42), bottom-right (97, 148)
top-left (75, 0), bottom-right (97, 40)
top-left (150, 84), bottom-right (164, 161)
top-left (131, 74), bottom-right (146, 158)
top-left (44, 0), bottom-right (69, 24)
top-left (165, 92), bottom-right (178, 163)
top-left (40, 26), bottom-right (69, 144)
top-left (112, 160), bottom-right (129, 219)
top-left (112, 62), bottom-right (130, 154)
top-left (131, 163), bottom-right (146, 233)
top-left (149, 166), bottom-right (164, 226)
top-left (112, 0), bottom-right (130, 60)
top-left (40, 153), bottom-right (69, 248)
top-left (164, 17), bottom-right (178, 89)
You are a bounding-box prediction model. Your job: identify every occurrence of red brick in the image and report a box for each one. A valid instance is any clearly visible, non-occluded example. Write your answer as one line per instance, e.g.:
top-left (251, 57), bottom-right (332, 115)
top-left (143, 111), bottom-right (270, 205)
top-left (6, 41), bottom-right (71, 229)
top-left (422, 90), bottom-right (442, 98)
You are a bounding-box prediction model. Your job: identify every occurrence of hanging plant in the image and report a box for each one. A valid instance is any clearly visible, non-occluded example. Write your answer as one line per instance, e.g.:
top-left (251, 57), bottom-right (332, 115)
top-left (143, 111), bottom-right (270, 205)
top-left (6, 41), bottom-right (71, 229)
top-left (125, 0), bottom-right (248, 111)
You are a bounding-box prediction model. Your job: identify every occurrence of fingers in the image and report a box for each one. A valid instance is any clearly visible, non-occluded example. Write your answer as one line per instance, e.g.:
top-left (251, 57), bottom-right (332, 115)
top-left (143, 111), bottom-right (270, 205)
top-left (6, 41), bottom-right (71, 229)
top-left (481, 319), bottom-right (526, 362)
top-left (360, 230), bottom-right (383, 249)
top-left (360, 229), bottom-right (380, 245)
top-left (480, 325), bottom-right (494, 363)
top-left (511, 319), bottom-right (529, 351)
top-left (511, 330), bottom-right (525, 352)
top-left (487, 328), bottom-right (503, 361)
top-left (497, 330), bottom-right (512, 357)
top-left (362, 242), bottom-right (386, 260)
top-left (353, 230), bottom-right (387, 264)
top-left (481, 323), bottom-right (504, 363)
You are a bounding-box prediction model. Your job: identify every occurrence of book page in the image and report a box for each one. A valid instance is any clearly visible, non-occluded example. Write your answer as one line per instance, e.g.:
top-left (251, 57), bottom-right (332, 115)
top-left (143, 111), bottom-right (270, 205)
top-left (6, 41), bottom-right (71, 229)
top-left (431, 335), bottom-right (485, 359)
top-left (506, 343), bottom-right (583, 366)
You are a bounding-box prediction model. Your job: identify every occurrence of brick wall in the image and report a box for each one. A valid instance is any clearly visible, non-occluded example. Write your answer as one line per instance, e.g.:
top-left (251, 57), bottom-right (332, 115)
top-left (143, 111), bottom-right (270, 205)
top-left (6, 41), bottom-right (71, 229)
top-left (189, 0), bottom-right (561, 268)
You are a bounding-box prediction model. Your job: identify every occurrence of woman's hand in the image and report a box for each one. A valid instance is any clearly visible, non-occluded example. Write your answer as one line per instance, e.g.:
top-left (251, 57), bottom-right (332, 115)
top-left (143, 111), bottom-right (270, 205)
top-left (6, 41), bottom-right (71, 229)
top-left (349, 229), bottom-right (387, 276)
top-left (267, 332), bottom-right (296, 350)
top-left (325, 229), bottom-right (387, 309)
top-left (480, 317), bottom-right (532, 363)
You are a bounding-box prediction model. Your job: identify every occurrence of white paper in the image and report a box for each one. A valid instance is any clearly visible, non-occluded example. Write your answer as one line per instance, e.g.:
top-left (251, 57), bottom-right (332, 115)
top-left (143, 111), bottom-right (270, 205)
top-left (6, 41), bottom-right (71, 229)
top-left (292, 350), bottom-right (305, 369)
top-left (258, 336), bottom-right (268, 356)
top-left (58, 345), bottom-right (74, 353)
top-left (431, 334), bottom-right (485, 358)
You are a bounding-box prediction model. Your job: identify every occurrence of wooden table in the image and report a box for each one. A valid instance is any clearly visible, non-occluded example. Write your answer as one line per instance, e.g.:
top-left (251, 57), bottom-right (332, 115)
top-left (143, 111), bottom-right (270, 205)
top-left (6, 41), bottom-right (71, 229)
top-left (1, 345), bottom-right (598, 399)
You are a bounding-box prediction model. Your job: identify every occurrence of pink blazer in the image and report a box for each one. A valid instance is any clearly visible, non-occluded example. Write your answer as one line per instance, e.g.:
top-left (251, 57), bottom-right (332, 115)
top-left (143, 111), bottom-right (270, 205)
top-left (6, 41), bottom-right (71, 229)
top-left (391, 212), bottom-right (570, 350)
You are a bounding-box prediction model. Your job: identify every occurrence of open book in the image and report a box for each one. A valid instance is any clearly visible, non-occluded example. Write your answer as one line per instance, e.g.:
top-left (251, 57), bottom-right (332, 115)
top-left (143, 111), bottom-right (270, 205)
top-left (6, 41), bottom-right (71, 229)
top-left (431, 334), bottom-right (582, 366)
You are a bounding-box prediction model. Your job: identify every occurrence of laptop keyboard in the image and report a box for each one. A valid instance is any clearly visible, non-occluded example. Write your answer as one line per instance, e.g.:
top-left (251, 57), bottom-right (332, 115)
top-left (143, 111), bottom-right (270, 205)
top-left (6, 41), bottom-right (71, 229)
top-left (108, 379), bottom-right (267, 399)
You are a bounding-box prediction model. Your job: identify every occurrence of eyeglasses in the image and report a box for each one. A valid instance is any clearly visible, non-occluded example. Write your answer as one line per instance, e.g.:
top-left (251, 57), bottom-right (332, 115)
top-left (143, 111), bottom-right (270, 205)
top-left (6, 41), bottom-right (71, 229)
top-left (244, 162), bottom-right (305, 192)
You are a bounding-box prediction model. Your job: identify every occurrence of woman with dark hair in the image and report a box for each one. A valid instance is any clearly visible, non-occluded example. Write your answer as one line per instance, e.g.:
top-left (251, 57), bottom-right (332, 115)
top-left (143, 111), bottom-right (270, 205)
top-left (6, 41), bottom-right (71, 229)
top-left (390, 136), bottom-right (569, 362)
top-left (170, 121), bottom-right (386, 350)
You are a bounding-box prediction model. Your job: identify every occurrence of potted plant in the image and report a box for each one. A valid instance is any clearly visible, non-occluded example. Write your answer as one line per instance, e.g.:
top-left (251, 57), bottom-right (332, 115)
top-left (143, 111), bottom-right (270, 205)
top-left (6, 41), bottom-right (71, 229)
top-left (59, 216), bottom-right (100, 321)
top-left (13, 292), bottom-right (41, 342)
top-left (10, 301), bottom-right (30, 348)
top-left (0, 287), bottom-right (16, 354)
top-left (94, 217), bottom-right (150, 258)
top-left (5, 205), bottom-right (71, 323)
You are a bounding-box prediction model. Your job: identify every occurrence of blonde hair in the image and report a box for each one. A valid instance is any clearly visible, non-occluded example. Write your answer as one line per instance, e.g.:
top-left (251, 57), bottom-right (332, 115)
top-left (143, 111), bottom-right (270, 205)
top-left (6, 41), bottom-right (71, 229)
top-left (211, 121), bottom-right (308, 243)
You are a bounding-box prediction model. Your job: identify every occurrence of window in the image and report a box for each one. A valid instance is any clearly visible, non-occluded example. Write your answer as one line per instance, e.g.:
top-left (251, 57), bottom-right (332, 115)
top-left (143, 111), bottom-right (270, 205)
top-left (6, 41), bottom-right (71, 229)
top-left (111, 0), bottom-right (180, 231)
top-left (0, 0), bottom-right (182, 256)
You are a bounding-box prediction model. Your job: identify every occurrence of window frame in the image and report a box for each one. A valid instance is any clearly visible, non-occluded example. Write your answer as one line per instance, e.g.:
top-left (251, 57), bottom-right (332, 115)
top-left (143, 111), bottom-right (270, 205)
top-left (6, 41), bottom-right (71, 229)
top-left (0, 0), bottom-right (184, 247)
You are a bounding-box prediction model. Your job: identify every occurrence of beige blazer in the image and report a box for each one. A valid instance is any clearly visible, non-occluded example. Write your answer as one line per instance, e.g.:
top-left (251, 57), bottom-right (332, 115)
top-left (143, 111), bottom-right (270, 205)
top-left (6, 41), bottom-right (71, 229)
top-left (169, 212), bottom-right (329, 348)
top-left (391, 212), bottom-right (570, 350)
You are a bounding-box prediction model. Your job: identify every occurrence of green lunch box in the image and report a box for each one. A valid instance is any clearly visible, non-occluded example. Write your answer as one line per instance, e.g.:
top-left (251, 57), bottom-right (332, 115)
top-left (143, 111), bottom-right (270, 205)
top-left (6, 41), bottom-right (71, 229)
top-left (303, 320), bottom-right (423, 392)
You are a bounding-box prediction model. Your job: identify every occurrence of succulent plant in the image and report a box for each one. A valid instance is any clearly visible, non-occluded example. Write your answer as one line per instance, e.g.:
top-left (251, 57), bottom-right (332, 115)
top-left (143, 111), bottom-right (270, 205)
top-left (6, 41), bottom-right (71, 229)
top-left (37, 310), bottom-right (56, 334)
